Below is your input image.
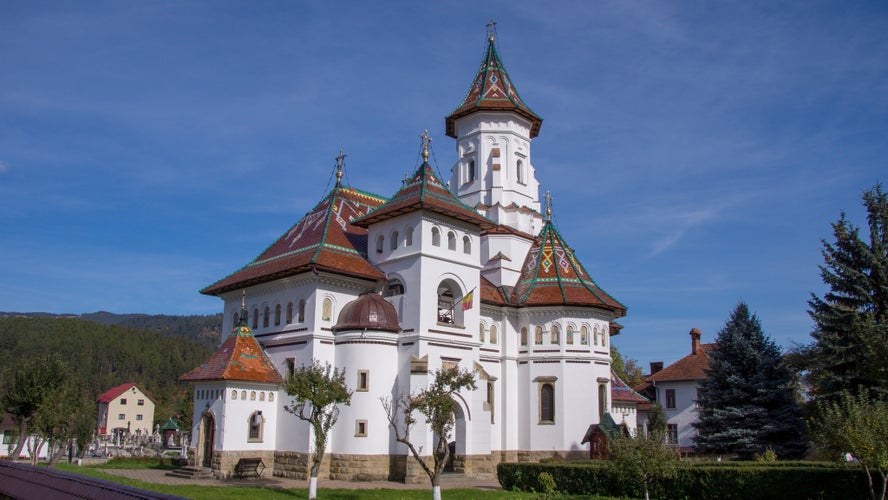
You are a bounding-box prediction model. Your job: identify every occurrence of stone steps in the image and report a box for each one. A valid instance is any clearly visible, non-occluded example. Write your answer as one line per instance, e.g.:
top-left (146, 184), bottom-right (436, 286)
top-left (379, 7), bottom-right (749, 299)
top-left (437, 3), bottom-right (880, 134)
top-left (166, 466), bottom-right (214, 480)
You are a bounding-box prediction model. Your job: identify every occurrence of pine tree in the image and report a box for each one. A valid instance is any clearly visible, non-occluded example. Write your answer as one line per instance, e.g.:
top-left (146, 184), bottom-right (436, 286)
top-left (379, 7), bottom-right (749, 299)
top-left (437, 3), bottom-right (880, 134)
top-left (806, 184), bottom-right (888, 402)
top-left (693, 303), bottom-right (807, 459)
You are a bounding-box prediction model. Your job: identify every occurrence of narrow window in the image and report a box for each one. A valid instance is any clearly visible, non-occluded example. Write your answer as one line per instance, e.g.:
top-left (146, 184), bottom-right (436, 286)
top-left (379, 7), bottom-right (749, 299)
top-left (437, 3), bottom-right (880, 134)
top-left (521, 327), bottom-right (528, 346)
top-left (487, 381), bottom-right (495, 423)
top-left (594, 326), bottom-right (600, 346)
top-left (517, 159), bottom-right (524, 184)
top-left (447, 231), bottom-right (456, 251)
top-left (490, 325), bottom-right (498, 344)
top-left (598, 383), bottom-right (607, 418)
top-left (667, 424), bottom-right (678, 445)
top-left (269, 392), bottom-right (274, 402)
top-left (406, 226), bottom-right (414, 246)
top-left (534, 326), bottom-right (543, 345)
top-left (248, 411), bottom-right (264, 442)
top-left (566, 326), bottom-right (574, 345)
top-left (252, 308), bottom-right (258, 329)
top-left (540, 383), bottom-right (555, 423)
top-left (232, 312), bottom-right (239, 326)
top-left (467, 159), bottom-right (475, 182)
top-left (550, 325), bottom-right (560, 345)
top-left (580, 326), bottom-right (589, 345)
top-left (431, 227), bottom-right (441, 246)
top-left (665, 389), bottom-right (676, 409)
top-left (437, 289), bottom-right (454, 324)
top-left (286, 302), bottom-right (293, 323)
top-left (241, 390), bottom-right (247, 400)
top-left (357, 370), bottom-right (369, 392)
top-left (250, 391), bottom-right (256, 401)
top-left (298, 300), bottom-right (306, 322)
top-left (463, 235), bottom-right (471, 254)
top-left (322, 298), bottom-right (333, 322)
top-left (376, 234), bottom-right (384, 253)
top-left (355, 420), bottom-right (368, 437)
top-left (259, 392), bottom-right (265, 401)
top-left (391, 231), bottom-right (399, 251)
top-left (274, 304), bottom-right (281, 326)
top-left (479, 323), bottom-right (486, 342)
top-left (231, 390), bottom-right (237, 400)
top-left (263, 307), bottom-right (270, 328)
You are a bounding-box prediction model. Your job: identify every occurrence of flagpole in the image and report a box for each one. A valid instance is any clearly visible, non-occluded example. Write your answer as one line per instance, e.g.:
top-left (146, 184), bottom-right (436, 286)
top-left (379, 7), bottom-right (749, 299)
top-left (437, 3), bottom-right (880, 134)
top-left (448, 287), bottom-right (476, 316)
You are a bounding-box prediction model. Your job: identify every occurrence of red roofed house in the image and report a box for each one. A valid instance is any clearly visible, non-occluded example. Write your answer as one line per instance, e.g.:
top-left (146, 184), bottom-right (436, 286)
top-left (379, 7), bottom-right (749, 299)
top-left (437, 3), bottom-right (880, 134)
top-left (96, 383), bottom-right (156, 438)
top-left (181, 26), bottom-right (630, 481)
top-left (636, 328), bottom-right (713, 453)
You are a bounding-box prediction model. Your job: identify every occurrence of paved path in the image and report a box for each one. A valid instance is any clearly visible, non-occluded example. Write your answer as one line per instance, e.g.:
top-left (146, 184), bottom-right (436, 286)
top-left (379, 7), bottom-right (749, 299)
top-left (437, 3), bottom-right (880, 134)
top-left (103, 468), bottom-right (503, 491)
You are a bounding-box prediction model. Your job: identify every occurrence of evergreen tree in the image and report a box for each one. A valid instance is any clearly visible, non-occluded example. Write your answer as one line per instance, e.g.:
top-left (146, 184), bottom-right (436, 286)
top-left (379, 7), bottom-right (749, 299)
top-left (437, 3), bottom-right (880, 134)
top-left (805, 184), bottom-right (888, 402)
top-left (693, 303), bottom-right (807, 459)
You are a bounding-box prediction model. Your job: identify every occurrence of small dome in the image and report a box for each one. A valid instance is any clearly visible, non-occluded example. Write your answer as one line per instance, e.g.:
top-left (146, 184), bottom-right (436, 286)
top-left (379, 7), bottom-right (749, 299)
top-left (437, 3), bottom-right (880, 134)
top-left (333, 293), bottom-right (401, 333)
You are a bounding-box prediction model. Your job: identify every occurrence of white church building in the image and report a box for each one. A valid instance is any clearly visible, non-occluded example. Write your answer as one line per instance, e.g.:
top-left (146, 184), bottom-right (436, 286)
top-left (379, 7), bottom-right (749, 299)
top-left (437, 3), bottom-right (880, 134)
top-left (181, 27), bottom-right (629, 481)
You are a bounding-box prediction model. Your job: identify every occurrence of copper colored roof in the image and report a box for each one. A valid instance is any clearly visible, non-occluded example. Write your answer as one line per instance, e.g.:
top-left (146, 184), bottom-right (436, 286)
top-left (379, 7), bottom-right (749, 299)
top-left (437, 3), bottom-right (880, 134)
top-left (333, 293), bottom-right (401, 333)
top-left (648, 343), bottom-right (715, 383)
top-left (511, 221), bottom-right (626, 315)
top-left (97, 382), bottom-right (155, 404)
top-left (611, 370), bottom-right (650, 404)
top-left (480, 275), bottom-right (513, 306)
top-left (179, 324), bottom-right (283, 384)
top-left (202, 186), bottom-right (387, 296)
top-left (352, 162), bottom-right (493, 229)
top-left (445, 36), bottom-right (542, 138)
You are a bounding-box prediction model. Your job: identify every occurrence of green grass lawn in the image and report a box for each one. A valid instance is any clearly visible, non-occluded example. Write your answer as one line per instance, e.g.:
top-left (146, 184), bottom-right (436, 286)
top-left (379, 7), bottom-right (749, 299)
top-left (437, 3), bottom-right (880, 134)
top-left (54, 462), bottom-right (615, 499)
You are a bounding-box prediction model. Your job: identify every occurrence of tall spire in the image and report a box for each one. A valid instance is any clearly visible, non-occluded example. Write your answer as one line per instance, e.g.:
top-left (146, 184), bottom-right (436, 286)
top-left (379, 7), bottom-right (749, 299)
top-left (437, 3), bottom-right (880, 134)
top-left (445, 22), bottom-right (542, 138)
top-left (544, 190), bottom-right (553, 221)
top-left (420, 129), bottom-right (432, 163)
top-left (335, 149), bottom-right (347, 187)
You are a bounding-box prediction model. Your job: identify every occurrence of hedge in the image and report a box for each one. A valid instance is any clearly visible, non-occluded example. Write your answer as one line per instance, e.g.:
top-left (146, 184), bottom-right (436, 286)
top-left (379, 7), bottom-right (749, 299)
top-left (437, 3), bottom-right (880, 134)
top-left (497, 461), bottom-right (871, 499)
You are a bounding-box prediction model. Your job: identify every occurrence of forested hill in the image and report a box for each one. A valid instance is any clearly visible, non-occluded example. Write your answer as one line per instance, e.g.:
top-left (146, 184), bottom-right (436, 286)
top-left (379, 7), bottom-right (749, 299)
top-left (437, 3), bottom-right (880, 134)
top-left (0, 316), bottom-right (217, 427)
top-left (0, 311), bottom-right (223, 348)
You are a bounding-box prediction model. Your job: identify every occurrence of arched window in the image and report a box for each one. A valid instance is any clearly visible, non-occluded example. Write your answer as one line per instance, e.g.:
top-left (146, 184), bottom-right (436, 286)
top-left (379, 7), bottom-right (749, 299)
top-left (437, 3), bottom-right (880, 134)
top-left (268, 392), bottom-right (274, 402)
top-left (391, 231), bottom-right (399, 251)
top-left (540, 383), bottom-right (555, 423)
top-left (490, 324), bottom-right (498, 344)
top-left (385, 278), bottom-right (405, 296)
top-left (550, 325), bottom-right (560, 344)
top-left (463, 235), bottom-right (471, 254)
top-left (263, 307), bottom-right (270, 328)
top-left (598, 383), bottom-right (608, 418)
top-left (468, 159), bottom-right (475, 182)
top-left (566, 326), bottom-right (574, 345)
top-left (248, 411), bottom-right (264, 442)
top-left (274, 304), bottom-right (281, 326)
top-left (241, 390), bottom-right (247, 400)
top-left (521, 327), bottom-right (528, 346)
top-left (231, 390), bottom-right (237, 400)
top-left (406, 226), bottom-right (414, 246)
top-left (594, 326), bottom-right (600, 346)
top-left (580, 326), bottom-right (589, 345)
top-left (447, 231), bottom-right (456, 250)
top-left (286, 302), bottom-right (293, 323)
top-left (534, 326), bottom-right (543, 345)
top-left (479, 323), bottom-right (486, 342)
top-left (602, 328), bottom-right (608, 347)
top-left (431, 227), bottom-right (441, 246)
top-left (298, 299), bottom-right (306, 322)
top-left (436, 280), bottom-right (464, 326)
top-left (322, 297), bottom-right (333, 322)
top-left (517, 159), bottom-right (524, 184)
top-left (252, 308), bottom-right (258, 329)
top-left (259, 392), bottom-right (265, 401)
top-left (487, 381), bottom-right (495, 423)
top-left (376, 234), bottom-right (384, 253)
top-left (233, 312), bottom-right (239, 326)
top-left (250, 391), bottom-right (256, 401)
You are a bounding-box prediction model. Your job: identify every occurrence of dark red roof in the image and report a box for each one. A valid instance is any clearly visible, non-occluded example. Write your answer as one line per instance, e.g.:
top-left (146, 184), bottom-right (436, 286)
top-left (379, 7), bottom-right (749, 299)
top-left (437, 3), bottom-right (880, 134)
top-left (511, 221), bottom-right (626, 315)
top-left (352, 162), bottom-right (493, 229)
top-left (611, 370), bottom-right (649, 404)
top-left (648, 343), bottom-right (715, 382)
top-left (480, 275), bottom-right (513, 306)
top-left (202, 186), bottom-right (387, 296)
top-left (333, 293), bottom-right (401, 333)
top-left (96, 383), bottom-right (155, 404)
top-left (445, 35), bottom-right (542, 138)
top-left (179, 324), bottom-right (283, 384)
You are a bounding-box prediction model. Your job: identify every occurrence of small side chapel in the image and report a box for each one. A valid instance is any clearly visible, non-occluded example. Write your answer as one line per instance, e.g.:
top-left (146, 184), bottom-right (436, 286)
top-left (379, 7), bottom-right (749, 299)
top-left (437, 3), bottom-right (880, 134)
top-left (180, 25), bottom-right (628, 481)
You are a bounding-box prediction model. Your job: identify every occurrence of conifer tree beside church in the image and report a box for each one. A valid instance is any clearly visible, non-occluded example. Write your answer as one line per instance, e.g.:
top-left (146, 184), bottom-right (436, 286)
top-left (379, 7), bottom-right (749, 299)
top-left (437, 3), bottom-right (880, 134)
top-left (693, 303), bottom-right (807, 459)
top-left (804, 184), bottom-right (888, 402)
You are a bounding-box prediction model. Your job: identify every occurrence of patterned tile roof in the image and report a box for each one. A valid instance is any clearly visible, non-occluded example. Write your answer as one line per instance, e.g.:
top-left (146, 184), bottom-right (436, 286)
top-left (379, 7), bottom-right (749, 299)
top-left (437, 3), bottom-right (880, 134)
top-left (352, 162), bottom-right (493, 229)
top-left (202, 186), bottom-right (387, 296)
top-left (648, 343), bottom-right (715, 382)
top-left (480, 275), bottom-right (513, 306)
top-left (179, 323), bottom-right (283, 384)
top-left (96, 382), bottom-right (155, 404)
top-left (611, 370), bottom-right (650, 404)
top-left (445, 35), bottom-right (542, 138)
top-left (511, 221), bottom-right (626, 315)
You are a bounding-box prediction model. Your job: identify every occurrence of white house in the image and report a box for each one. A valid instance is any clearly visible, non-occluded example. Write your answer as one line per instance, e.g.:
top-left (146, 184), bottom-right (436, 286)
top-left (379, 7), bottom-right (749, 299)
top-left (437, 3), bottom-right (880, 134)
top-left (96, 382), bottom-right (156, 438)
top-left (637, 328), bottom-right (712, 452)
top-left (181, 27), bottom-right (628, 481)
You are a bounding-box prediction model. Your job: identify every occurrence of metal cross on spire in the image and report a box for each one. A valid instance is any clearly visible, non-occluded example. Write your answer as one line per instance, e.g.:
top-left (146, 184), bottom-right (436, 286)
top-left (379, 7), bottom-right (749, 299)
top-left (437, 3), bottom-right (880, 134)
top-left (420, 129), bottom-right (432, 162)
top-left (486, 18), bottom-right (497, 43)
top-left (335, 148), bottom-right (347, 187)
top-left (544, 190), bottom-right (553, 221)
top-left (240, 290), bottom-right (247, 326)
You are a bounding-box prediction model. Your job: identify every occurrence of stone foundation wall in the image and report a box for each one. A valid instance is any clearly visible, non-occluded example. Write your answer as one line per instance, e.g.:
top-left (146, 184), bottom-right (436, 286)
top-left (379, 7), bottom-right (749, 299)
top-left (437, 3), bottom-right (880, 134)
top-left (328, 453), bottom-right (406, 481)
top-left (213, 450), bottom-right (276, 479)
top-left (273, 451), bottom-right (311, 480)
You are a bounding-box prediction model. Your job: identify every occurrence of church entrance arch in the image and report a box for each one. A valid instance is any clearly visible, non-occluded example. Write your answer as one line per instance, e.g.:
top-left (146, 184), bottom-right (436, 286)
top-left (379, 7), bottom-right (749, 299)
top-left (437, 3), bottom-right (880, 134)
top-left (445, 397), bottom-right (468, 473)
top-left (197, 413), bottom-right (215, 469)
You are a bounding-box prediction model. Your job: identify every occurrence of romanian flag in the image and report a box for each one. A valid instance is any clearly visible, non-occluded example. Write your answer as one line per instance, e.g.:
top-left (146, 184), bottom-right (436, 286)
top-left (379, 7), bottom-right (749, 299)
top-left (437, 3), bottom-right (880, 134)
top-left (461, 290), bottom-right (474, 311)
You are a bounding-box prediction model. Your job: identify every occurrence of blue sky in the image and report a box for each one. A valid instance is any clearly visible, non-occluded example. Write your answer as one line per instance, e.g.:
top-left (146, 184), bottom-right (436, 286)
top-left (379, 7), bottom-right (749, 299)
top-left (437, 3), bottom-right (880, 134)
top-left (2, 1), bottom-right (886, 366)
